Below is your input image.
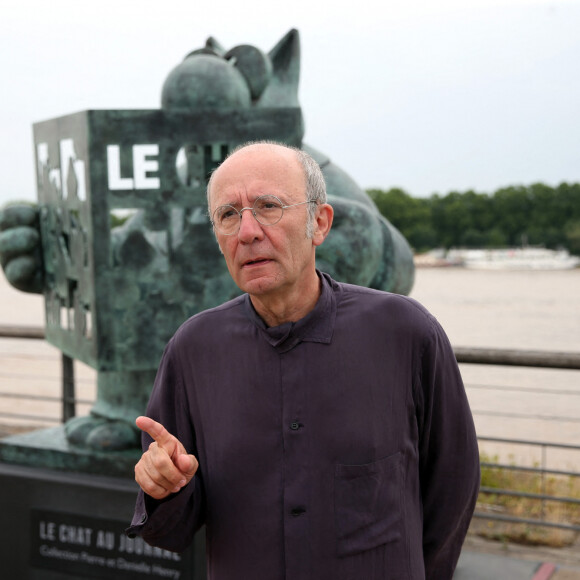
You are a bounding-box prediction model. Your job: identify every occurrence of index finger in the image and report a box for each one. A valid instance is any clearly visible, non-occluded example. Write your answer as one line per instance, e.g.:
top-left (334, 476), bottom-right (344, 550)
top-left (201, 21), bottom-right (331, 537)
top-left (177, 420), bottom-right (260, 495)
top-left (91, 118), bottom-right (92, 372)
top-left (136, 416), bottom-right (175, 449)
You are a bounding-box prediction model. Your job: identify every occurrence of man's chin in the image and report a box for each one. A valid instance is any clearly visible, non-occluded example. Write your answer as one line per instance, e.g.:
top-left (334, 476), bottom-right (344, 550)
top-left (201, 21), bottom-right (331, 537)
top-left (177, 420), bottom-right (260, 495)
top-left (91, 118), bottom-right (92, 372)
top-left (237, 272), bottom-right (279, 297)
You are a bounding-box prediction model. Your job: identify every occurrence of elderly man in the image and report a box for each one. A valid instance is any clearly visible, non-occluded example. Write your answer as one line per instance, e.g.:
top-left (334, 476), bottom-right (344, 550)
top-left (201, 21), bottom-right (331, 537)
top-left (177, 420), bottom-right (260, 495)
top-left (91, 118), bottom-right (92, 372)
top-left (127, 142), bottom-right (480, 580)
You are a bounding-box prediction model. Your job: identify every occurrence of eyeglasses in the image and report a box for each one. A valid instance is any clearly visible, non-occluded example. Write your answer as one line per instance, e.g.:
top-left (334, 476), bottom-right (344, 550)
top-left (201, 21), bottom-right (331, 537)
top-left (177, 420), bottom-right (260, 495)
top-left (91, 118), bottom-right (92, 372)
top-left (211, 194), bottom-right (317, 236)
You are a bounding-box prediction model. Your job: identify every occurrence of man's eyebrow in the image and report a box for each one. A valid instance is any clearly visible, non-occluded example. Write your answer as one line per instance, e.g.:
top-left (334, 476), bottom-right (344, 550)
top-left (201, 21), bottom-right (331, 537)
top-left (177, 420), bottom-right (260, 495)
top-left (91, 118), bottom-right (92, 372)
top-left (218, 193), bottom-right (284, 207)
top-left (216, 187), bottom-right (255, 208)
top-left (215, 194), bottom-right (243, 208)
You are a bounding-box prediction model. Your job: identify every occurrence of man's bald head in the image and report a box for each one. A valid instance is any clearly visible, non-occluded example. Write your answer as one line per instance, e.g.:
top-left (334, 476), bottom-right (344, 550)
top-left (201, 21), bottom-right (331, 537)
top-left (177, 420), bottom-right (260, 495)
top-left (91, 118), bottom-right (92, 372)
top-left (207, 142), bottom-right (327, 238)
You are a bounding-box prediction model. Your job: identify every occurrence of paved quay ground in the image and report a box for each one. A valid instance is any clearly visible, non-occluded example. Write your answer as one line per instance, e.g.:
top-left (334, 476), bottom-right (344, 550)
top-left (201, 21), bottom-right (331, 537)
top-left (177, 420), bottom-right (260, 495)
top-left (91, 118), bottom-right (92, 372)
top-left (456, 550), bottom-right (580, 579)
top-left (456, 533), bottom-right (580, 579)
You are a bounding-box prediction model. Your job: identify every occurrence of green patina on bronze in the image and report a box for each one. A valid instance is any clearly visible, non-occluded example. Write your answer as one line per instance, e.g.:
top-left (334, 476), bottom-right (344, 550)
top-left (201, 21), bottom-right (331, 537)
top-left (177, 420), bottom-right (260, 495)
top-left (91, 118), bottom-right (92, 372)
top-left (0, 29), bottom-right (414, 463)
top-left (33, 108), bottom-right (303, 373)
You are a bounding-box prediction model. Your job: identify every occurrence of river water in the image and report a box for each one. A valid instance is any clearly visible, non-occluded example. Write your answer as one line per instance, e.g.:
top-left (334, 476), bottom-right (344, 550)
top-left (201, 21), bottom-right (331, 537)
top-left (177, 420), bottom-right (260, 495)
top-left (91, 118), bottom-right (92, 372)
top-left (411, 267), bottom-right (580, 469)
top-left (411, 268), bottom-right (580, 352)
top-left (1, 269), bottom-right (579, 467)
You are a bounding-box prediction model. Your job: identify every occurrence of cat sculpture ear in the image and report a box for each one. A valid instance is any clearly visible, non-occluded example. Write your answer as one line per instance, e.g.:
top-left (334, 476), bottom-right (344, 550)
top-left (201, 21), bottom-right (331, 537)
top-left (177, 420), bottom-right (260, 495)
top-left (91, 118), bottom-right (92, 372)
top-left (256, 28), bottom-right (300, 108)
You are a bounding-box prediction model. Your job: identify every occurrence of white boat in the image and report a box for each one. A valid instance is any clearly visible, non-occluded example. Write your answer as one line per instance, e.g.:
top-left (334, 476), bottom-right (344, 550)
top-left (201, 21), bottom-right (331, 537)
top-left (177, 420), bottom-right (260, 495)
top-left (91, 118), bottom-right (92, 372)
top-left (448, 247), bottom-right (580, 270)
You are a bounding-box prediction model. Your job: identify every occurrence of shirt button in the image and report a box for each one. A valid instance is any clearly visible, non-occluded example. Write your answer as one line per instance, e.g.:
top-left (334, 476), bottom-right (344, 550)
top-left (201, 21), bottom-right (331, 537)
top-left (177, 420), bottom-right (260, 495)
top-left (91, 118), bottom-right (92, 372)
top-left (291, 507), bottom-right (306, 517)
top-left (290, 422), bottom-right (300, 430)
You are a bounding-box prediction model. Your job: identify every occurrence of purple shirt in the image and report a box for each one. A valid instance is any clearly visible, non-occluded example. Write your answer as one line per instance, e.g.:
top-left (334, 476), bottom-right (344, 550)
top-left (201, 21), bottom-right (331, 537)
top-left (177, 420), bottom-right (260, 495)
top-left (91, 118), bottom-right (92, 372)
top-left (128, 272), bottom-right (480, 580)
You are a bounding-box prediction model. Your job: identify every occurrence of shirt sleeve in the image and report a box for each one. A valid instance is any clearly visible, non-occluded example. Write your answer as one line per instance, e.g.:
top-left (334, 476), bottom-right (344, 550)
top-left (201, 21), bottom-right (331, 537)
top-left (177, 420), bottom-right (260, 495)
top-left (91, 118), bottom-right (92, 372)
top-left (414, 315), bottom-right (480, 579)
top-left (126, 338), bottom-right (206, 552)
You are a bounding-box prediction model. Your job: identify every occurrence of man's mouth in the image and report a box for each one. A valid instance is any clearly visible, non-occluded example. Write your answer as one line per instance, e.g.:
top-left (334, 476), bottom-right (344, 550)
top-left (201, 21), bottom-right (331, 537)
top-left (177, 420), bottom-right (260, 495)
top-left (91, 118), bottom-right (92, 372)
top-left (243, 258), bottom-right (271, 267)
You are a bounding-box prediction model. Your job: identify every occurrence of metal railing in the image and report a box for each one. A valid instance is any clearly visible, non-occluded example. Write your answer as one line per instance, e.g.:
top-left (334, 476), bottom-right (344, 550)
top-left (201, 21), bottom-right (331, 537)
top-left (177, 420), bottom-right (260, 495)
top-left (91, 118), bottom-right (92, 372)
top-left (1, 325), bottom-right (579, 531)
top-left (454, 346), bottom-right (580, 369)
top-left (454, 346), bottom-right (580, 532)
top-left (0, 324), bottom-right (81, 424)
top-left (475, 436), bottom-right (580, 532)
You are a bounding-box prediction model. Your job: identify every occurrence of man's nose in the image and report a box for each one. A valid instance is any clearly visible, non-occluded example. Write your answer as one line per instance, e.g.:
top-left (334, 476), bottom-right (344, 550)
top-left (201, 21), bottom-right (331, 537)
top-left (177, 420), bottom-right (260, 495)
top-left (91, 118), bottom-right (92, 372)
top-left (238, 209), bottom-right (264, 242)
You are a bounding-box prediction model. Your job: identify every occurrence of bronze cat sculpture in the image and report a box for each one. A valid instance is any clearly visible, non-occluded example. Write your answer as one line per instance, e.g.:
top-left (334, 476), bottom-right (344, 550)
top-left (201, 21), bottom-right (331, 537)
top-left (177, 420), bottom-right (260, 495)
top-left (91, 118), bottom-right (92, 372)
top-left (0, 30), bottom-right (414, 450)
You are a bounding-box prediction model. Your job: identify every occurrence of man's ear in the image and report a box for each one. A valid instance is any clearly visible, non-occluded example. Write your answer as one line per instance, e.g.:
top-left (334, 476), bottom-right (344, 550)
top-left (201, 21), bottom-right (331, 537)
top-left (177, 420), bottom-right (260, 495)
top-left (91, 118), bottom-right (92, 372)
top-left (312, 203), bottom-right (334, 247)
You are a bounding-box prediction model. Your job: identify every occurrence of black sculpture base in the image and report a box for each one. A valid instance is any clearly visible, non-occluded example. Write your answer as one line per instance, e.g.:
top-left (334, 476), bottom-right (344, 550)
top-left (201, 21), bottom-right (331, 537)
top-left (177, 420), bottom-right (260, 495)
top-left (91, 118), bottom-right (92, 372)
top-left (0, 429), bottom-right (206, 579)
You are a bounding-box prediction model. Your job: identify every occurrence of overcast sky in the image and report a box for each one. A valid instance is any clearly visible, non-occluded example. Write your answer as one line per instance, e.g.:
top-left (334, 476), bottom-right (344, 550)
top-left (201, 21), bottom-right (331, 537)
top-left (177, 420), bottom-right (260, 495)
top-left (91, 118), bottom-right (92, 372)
top-left (1, 0), bottom-right (579, 207)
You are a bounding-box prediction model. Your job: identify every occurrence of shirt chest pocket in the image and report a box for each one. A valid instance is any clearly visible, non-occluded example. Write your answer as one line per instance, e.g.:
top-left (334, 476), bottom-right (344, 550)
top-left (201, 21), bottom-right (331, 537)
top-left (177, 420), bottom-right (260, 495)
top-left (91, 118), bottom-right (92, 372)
top-left (334, 451), bottom-right (403, 557)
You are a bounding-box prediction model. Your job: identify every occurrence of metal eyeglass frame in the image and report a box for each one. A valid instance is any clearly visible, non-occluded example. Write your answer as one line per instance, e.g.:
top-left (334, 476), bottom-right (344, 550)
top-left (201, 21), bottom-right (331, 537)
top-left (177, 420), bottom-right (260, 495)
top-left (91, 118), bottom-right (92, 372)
top-left (211, 195), bottom-right (318, 235)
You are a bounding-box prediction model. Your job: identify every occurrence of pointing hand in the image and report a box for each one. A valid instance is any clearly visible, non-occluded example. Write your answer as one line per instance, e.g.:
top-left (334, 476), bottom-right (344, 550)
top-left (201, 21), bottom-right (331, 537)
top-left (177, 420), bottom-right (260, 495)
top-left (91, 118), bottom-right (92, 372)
top-left (134, 416), bottom-right (198, 500)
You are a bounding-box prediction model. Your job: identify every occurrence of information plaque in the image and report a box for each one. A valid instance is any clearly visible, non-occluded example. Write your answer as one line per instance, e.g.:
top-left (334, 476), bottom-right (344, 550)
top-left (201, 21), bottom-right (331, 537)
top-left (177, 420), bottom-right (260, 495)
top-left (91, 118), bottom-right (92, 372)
top-left (31, 509), bottom-right (184, 579)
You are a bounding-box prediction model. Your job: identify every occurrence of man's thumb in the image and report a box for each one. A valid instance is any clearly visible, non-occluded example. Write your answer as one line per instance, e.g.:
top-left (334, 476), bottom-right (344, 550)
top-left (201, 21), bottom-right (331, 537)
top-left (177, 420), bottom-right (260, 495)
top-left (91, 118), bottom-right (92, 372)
top-left (176, 453), bottom-right (198, 478)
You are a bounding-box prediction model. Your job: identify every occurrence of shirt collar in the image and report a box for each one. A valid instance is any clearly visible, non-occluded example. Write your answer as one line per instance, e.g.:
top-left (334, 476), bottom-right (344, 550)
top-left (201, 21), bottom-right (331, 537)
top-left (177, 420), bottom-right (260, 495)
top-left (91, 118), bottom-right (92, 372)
top-left (243, 271), bottom-right (337, 352)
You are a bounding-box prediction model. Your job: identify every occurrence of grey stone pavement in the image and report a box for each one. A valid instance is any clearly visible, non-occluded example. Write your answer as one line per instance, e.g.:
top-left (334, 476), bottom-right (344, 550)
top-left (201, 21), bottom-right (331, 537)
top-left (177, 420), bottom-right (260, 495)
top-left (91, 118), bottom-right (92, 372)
top-left (456, 551), bottom-right (539, 579)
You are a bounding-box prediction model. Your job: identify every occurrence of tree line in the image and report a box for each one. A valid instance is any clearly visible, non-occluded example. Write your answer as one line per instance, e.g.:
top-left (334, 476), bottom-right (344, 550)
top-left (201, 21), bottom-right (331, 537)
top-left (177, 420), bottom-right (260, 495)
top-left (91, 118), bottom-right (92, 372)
top-left (367, 182), bottom-right (580, 254)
